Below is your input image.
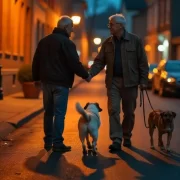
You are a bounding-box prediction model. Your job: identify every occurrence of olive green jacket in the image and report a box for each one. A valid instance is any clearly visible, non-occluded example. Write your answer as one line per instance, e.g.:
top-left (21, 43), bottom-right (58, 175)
top-left (89, 30), bottom-right (149, 88)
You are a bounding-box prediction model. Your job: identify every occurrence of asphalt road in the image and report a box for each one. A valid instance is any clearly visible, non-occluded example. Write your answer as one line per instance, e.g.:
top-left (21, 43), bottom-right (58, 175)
top-left (0, 72), bottom-right (180, 180)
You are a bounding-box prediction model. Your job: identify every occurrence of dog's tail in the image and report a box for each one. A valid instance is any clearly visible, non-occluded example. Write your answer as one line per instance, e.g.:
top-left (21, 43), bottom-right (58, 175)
top-left (75, 102), bottom-right (90, 122)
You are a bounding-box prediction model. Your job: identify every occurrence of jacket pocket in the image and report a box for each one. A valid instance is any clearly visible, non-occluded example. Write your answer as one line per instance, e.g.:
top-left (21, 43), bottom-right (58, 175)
top-left (126, 46), bottom-right (137, 66)
top-left (126, 47), bottom-right (136, 58)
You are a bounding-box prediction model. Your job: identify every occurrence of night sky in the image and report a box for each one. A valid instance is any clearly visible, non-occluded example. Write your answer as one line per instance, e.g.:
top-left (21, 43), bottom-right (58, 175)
top-left (85, 0), bottom-right (122, 17)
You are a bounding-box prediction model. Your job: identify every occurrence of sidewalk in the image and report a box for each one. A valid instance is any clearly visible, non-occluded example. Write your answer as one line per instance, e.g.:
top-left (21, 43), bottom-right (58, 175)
top-left (0, 76), bottom-right (83, 140)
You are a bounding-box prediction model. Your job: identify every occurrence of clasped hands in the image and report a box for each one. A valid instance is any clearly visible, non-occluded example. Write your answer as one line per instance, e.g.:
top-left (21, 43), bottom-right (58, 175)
top-left (85, 72), bottom-right (92, 82)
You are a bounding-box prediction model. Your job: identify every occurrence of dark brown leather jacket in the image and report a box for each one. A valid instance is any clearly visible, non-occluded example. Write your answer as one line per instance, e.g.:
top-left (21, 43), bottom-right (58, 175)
top-left (89, 30), bottom-right (149, 88)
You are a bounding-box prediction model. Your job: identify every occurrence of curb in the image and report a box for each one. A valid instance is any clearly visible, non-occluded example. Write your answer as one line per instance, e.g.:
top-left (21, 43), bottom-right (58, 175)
top-left (0, 79), bottom-right (84, 140)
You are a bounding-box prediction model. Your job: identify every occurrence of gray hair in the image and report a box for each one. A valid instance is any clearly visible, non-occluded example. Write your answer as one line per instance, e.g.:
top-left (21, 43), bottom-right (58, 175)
top-left (57, 15), bottom-right (73, 28)
top-left (109, 14), bottom-right (126, 26)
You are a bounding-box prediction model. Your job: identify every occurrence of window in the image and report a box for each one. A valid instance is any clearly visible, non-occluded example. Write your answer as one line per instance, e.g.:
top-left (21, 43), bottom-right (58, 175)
top-left (147, 6), bottom-right (153, 31)
top-left (165, 0), bottom-right (170, 24)
top-left (41, 23), bottom-right (45, 39)
top-left (5, 0), bottom-right (11, 53)
top-left (48, 0), bottom-right (54, 10)
top-left (36, 20), bottom-right (40, 46)
top-left (154, 2), bottom-right (158, 29)
top-left (19, 2), bottom-right (25, 57)
top-left (159, 0), bottom-right (165, 26)
top-left (0, 2), bottom-right (2, 52)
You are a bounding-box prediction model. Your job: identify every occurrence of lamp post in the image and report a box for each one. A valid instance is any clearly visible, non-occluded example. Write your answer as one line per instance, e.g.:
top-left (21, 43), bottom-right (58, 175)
top-left (71, 16), bottom-right (81, 25)
top-left (0, 65), bottom-right (3, 100)
top-left (93, 37), bottom-right (101, 45)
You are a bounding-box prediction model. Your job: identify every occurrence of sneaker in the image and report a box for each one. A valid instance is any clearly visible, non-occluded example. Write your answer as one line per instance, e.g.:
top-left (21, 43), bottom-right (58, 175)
top-left (52, 144), bottom-right (71, 152)
top-left (123, 139), bottom-right (132, 147)
top-left (109, 142), bottom-right (121, 151)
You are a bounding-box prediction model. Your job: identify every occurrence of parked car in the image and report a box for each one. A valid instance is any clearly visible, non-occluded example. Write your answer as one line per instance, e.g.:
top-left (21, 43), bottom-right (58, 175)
top-left (152, 60), bottom-right (180, 97)
top-left (148, 63), bottom-right (157, 89)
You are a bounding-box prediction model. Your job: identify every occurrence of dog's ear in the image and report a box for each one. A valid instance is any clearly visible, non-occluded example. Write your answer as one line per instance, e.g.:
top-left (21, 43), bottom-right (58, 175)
top-left (172, 111), bottom-right (176, 118)
top-left (84, 103), bottom-right (90, 109)
top-left (95, 103), bottom-right (102, 112)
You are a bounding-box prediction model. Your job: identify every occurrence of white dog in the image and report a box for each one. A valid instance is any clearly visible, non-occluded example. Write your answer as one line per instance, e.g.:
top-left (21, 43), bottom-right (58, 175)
top-left (75, 102), bottom-right (102, 155)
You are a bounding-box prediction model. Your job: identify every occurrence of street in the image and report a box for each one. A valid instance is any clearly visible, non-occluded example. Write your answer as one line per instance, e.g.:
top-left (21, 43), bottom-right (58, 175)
top-left (0, 71), bottom-right (180, 180)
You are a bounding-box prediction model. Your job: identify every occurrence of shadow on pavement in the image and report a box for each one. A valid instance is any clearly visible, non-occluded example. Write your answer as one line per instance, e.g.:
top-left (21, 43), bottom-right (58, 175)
top-left (81, 150), bottom-right (119, 180)
top-left (24, 149), bottom-right (85, 179)
top-left (116, 146), bottom-right (180, 180)
top-left (154, 148), bottom-right (180, 163)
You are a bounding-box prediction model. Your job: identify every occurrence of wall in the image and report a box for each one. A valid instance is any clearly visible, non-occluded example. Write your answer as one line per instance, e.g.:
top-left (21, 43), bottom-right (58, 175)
top-left (0, 0), bottom-right (33, 96)
top-left (133, 10), bottom-right (147, 42)
top-left (0, 0), bottom-right (88, 96)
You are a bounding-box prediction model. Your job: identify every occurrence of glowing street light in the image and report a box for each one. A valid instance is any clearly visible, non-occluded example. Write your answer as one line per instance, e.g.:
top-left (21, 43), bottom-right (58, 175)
top-left (163, 40), bottom-right (169, 47)
top-left (145, 44), bottom-right (151, 52)
top-left (93, 38), bottom-right (101, 45)
top-left (71, 16), bottom-right (81, 25)
top-left (158, 45), bottom-right (165, 52)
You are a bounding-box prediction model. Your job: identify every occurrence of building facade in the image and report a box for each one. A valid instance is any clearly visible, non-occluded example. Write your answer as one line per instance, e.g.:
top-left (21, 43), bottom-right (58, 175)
top-left (121, 0), bottom-right (147, 43)
top-left (145, 0), bottom-right (180, 64)
top-left (0, 0), bottom-right (34, 95)
top-left (0, 0), bottom-right (88, 96)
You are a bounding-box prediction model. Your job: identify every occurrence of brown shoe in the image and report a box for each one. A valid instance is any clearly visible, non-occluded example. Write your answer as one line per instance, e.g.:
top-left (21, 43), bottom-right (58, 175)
top-left (109, 142), bottom-right (121, 151)
top-left (53, 144), bottom-right (71, 152)
top-left (123, 139), bottom-right (132, 147)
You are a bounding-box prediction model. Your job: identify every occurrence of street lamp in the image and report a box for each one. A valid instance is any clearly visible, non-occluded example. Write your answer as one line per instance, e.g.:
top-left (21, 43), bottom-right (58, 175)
top-left (93, 38), bottom-right (101, 45)
top-left (145, 44), bottom-right (151, 52)
top-left (71, 16), bottom-right (81, 25)
top-left (158, 45), bottom-right (165, 52)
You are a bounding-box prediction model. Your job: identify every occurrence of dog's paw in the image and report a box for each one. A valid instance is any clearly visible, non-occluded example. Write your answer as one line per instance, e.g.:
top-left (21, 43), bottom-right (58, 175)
top-left (87, 144), bottom-right (92, 150)
top-left (92, 150), bottom-right (97, 156)
top-left (160, 146), bottom-right (165, 151)
top-left (166, 147), bottom-right (171, 153)
top-left (150, 146), bottom-right (155, 150)
top-left (83, 149), bottom-right (87, 155)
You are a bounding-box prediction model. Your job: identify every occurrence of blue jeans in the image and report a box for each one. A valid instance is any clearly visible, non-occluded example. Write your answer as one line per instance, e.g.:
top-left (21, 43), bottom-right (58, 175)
top-left (42, 83), bottom-right (69, 147)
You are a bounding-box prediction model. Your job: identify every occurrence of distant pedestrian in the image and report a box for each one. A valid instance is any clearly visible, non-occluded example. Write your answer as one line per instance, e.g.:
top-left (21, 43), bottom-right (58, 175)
top-left (88, 14), bottom-right (149, 151)
top-left (32, 15), bottom-right (91, 152)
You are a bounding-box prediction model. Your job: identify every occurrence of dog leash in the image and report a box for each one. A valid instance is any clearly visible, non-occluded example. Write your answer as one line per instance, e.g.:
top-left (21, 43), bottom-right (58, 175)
top-left (140, 89), bottom-right (155, 128)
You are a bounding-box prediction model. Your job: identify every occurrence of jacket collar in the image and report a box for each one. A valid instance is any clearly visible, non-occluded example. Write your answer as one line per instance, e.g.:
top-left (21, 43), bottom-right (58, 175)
top-left (52, 27), bottom-right (69, 38)
top-left (108, 30), bottom-right (130, 42)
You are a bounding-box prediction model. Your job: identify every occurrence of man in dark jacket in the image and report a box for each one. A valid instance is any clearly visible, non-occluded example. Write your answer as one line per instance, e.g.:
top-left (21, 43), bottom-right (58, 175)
top-left (89, 14), bottom-right (149, 151)
top-left (32, 16), bottom-right (90, 152)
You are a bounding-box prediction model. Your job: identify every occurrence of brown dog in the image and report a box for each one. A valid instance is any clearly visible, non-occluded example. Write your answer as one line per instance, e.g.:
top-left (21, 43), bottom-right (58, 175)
top-left (148, 110), bottom-right (176, 152)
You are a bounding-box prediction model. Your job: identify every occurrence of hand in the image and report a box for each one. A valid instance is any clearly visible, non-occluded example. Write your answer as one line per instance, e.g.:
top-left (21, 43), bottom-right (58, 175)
top-left (139, 84), bottom-right (147, 91)
top-left (85, 74), bottom-right (92, 82)
top-left (34, 81), bottom-right (41, 89)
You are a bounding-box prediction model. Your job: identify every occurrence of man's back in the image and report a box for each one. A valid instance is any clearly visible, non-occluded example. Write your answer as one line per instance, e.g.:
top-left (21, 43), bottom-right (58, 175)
top-left (32, 28), bottom-right (88, 88)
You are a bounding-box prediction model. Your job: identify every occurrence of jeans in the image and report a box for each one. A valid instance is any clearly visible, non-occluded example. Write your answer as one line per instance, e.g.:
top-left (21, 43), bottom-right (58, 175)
top-left (42, 83), bottom-right (69, 147)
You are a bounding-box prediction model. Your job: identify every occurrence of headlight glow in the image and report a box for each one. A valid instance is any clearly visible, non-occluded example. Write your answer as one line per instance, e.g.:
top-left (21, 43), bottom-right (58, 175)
top-left (167, 77), bottom-right (176, 83)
